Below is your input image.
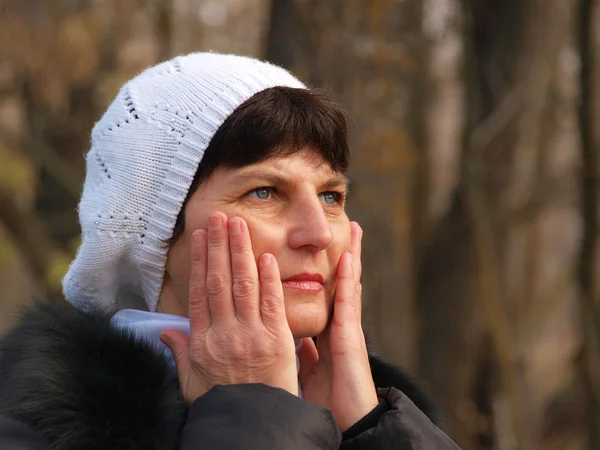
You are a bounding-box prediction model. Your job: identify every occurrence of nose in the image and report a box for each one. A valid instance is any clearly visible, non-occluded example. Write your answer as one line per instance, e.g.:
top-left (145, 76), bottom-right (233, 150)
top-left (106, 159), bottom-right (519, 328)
top-left (287, 196), bottom-right (334, 251)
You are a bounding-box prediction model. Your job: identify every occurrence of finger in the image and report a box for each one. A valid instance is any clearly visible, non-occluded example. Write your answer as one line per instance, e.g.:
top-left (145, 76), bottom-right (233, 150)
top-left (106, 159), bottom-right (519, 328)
top-left (228, 217), bottom-right (259, 323)
top-left (349, 222), bottom-right (363, 316)
top-left (206, 212), bottom-right (235, 323)
top-left (332, 252), bottom-right (359, 327)
top-left (258, 253), bottom-right (287, 332)
top-left (188, 229), bottom-right (211, 332)
top-left (315, 323), bottom-right (334, 367)
top-left (349, 222), bottom-right (362, 279)
top-left (297, 337), bottom-right (319, 386)
top-left (160, 330), bottom-right (191, 388)
top-left (355, 281), bottom-right (363, 317)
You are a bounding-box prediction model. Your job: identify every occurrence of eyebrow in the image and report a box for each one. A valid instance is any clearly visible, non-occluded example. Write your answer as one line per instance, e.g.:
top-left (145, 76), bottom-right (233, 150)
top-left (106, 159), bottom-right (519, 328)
top-left (323, 175), bottom-right (350, 190)
top-left (232, 171), bottom-right (349, 190)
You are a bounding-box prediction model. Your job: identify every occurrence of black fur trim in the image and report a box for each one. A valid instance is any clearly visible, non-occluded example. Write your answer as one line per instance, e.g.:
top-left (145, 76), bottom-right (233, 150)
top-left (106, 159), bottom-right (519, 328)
top-left (0, 300), bottom-right (441, 449)
top-left (0, 301), bottom-right (186, 450)
top-left (368, 353), bottom-right (442, 427)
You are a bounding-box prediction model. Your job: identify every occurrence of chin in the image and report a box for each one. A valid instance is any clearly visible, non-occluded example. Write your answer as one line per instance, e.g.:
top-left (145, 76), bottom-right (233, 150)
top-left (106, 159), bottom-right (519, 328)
top-left (284, 300), bottom-right (330, 339)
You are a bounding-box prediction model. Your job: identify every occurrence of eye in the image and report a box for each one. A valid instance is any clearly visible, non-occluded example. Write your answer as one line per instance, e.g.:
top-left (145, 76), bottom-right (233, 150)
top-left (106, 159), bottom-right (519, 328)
top-left (250, 187), bottom-right (272, 200)
top-left (320, 191), bottom-right (343, 206)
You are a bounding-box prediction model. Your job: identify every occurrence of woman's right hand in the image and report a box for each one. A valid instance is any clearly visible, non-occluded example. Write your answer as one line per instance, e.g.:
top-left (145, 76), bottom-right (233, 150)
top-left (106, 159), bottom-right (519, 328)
top-left (160, 212), bottom-right (298, 404)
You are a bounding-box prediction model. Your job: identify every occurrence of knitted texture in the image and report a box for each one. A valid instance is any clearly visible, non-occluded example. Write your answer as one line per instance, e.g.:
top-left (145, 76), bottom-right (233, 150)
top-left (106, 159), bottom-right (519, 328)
top-left (63, 52), bottom-right (306, 313)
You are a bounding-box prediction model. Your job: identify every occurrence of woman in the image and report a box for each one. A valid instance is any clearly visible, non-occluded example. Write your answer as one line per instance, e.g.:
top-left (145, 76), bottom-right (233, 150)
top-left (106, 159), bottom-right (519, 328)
top-left (0, 52), bottom-right (460, 449)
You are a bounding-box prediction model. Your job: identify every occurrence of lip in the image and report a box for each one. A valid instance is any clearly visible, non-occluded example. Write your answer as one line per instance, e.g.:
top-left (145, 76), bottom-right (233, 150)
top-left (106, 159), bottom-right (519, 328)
top-left (282, 273), bottom-right (324, 283)
top-left (281, 273), bottom-right (324, 292)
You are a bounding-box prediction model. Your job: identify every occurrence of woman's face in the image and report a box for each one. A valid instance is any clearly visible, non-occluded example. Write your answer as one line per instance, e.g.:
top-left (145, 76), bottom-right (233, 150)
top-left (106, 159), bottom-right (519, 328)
top-left (161, 148), bottom-right (351, 339)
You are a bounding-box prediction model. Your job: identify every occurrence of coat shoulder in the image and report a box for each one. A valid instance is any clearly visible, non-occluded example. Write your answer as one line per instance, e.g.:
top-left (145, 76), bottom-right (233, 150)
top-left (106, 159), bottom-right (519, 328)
top-left (0, 300), bottom-right (186, 450)
top-left (368, 352), bottom-right (443, 427)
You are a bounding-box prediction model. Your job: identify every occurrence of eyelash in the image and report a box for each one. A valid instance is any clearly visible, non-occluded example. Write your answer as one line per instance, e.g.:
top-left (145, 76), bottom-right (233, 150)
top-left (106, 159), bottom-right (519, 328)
top-left (245, 186), bottom-right (346, 206)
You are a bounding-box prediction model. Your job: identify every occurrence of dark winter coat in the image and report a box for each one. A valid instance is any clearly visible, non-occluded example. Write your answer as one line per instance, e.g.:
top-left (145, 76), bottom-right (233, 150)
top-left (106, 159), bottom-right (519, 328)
top-left (0, 301), bottom-right (460, 449)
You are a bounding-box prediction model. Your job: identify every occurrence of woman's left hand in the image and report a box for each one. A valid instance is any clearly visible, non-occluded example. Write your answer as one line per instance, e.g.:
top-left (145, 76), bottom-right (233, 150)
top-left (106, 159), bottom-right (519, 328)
top-left (298, 222), bottom-right (378, 431)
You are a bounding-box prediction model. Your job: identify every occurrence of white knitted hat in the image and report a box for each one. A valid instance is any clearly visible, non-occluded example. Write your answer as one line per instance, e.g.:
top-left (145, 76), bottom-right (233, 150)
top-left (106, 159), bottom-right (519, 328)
top-left (63, 52), bottom-right (306, 313)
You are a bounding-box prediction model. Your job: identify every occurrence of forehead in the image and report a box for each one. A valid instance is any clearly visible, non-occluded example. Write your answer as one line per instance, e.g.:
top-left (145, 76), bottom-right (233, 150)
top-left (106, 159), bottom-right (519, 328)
top-left (209, 149), bottom-right (348, 187)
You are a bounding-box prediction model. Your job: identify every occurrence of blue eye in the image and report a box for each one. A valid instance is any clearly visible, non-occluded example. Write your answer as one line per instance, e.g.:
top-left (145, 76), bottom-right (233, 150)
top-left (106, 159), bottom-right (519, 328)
top-left (252, 188), bottom-right (271, 200)
top-left (320, 192), bottom-right (341, 205)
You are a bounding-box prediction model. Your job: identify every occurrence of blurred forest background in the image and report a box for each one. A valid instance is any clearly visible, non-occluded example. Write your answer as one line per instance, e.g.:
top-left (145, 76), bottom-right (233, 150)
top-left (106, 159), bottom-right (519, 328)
top-left (0, 0), bottom-right (598, 448)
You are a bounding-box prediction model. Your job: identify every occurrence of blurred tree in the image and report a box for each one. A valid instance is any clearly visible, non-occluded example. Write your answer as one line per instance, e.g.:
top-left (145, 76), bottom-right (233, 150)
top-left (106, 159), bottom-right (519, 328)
top-left (419, 1), bottom-right (580, 448)
top-left (577, 0), bottom-right (600, 447)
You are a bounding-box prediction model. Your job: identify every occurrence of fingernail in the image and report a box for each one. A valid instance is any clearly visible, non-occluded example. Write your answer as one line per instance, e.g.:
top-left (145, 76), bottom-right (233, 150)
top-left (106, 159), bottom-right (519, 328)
top-left (261, 253), bottom-right (273, 265)
top-left (354, 224), bottom-right (362, 238)
top-left (229, 218), bottom-right (242, 235)
top-left (160, 333), bottom-right (171, 346)
top-left (209, 213), bottom-right (223, 229)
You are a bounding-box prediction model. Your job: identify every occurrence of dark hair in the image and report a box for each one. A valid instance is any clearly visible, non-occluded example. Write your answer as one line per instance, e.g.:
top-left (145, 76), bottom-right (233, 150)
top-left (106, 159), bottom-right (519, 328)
top-left (170, 86), bottom-right (350, 243)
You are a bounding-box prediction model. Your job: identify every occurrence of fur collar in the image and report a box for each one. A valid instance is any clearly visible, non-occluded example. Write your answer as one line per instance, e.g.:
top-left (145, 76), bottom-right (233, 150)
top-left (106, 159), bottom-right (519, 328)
top-left (0, 301), bottom-right (439, 450)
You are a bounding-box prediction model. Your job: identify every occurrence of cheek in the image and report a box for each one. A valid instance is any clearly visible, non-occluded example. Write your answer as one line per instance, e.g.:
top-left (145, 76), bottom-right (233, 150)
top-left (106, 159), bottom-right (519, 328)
top-left (164, 234), bottom-right (193, 298)
top-left (169, 203), bottom-right (211, 286)
top-left (329, 222), bottom-right (352, 258)
top-left (246, 219), bottom-right (286, 260)
top-left (183, 207), bottom-right (211, 233)
top-left (325, 221), bottom-right (351, 285)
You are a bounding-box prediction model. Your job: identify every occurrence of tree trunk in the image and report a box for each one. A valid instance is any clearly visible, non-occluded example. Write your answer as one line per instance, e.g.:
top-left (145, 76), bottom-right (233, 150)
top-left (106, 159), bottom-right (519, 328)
top-left (419, 1), bottom-right (579, 448)
top-left (577, 0), bottom-right (600, 447)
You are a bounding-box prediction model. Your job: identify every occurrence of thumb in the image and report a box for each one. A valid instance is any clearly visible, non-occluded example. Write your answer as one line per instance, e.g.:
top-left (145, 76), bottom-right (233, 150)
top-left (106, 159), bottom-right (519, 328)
top-left (297, 337), bottom-right (319, 385)
top-left (160, 330), bottom-right (192, 385)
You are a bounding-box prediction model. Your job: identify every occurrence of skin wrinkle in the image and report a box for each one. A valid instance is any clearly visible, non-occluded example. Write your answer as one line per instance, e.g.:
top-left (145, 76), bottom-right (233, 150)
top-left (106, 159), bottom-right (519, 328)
top-left (158, 148), bottom-right (352, 339)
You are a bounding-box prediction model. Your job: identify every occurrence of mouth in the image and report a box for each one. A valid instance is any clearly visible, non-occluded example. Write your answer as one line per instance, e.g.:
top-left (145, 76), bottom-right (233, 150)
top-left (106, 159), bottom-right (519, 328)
top-left (281, 273), bottom-right (324, 293)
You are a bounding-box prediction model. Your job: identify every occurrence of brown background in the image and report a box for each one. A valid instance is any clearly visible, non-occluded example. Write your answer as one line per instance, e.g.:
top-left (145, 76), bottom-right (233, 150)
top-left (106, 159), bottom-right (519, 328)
top-left (0, 1), bottom-right (598, 448)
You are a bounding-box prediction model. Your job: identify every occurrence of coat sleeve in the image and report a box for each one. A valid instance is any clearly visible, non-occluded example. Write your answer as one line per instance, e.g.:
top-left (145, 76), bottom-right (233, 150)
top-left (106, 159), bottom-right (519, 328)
top-left (340, 388), bottom-right (462, 450)
top-left (0, 415), bottom-right (48, 450)
top-left (180, 383), bottom-right (342, 450)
